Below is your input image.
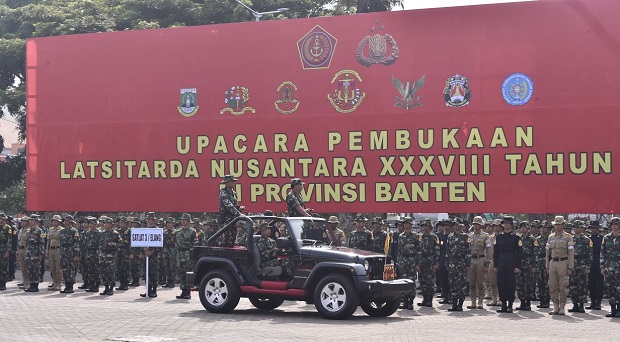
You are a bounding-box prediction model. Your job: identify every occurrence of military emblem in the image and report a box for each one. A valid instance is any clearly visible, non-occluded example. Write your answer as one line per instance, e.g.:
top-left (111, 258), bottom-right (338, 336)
top-left (177, 88), bottom-right (199, 117)
top-left (444, 74), bottom-right (471, 108)
top-left (392, 75), bottom-right (425, 110)
top-left (328, 70), bottom-right (365, 113)
top-left (297, 25), bottom-right (337, 70)
top-left (220, 86), bottom-right (256, 115)
top-left (502, 73), bottom-right (534, 106)
top-left (275, 81), bottom-right (299, 114)
top-left (356, 20), bottom-right (399, 67)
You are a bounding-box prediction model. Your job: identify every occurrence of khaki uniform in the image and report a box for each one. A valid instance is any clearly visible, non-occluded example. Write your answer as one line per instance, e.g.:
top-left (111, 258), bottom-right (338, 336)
top-left (17, 228), bottom-right (29, 286)
top-left (468, 231), bottom-right (489, 307)
top-left (546, 232), bottom-right (575, 315)
top-left (47, 226), bottom-right (63, 290)
top-left (486, 233), bottom-right (499, 305)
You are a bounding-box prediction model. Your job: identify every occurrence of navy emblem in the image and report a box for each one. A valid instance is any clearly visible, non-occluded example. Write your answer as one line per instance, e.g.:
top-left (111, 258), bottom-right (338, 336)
top-left (297, 25), bottom-right (337, 70)
top-left (392, 75), bottom-right (425, 110)
top-left (444, 74), bottom-right (471, 108)
top-left (328, 70), bottom-right (365, 113)
top-left (220, 86), bottom-right (256, 116)
top-left (177, 88), bottom-right (199, 117)
top-left (502, 73), bottom-right (534, 106)
top-left (275, 81), bottom-right (299, 114)
top-left (356, 20), bottom-right (399, 67)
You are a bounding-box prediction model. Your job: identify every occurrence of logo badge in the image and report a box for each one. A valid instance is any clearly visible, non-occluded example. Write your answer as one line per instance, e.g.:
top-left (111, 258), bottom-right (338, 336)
top-left (328, 70), bottom-right (365, 113)
top-left (275, 81), bottom-right (300, 114)
top-left (502, 73), bottom-right (534, 106)
top-left (392, 75), bottom-right (425, 110)
top-left (297, 25), bottom-right (337, 70)
top-left (220, 86), bottom-right (256, 116)
top-left (357, 20), bottom-right (399, 67)
top-left (177, 88), bottom-right (199, 117)
top-left (444, 74), bottom-right (471, 108)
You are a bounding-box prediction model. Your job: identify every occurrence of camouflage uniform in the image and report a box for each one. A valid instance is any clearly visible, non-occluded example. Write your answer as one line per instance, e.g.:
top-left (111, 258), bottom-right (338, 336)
top-left (536, 229), bottom-right (551, 308)
top-left (398, 229), bottom-right (419, 308)
top-left (176, 224), bottom-right (198, 296)
top-left (286, 190), bottom-right (306, 217)
top-left (235, 231), bottom-right (247, 246)
top-left (446, 227), bottom-right (471, 310)
top-left (569, 230), bottom-right (592, 312)
top-left (98, 224), bottom-right (122, 295)
top-left (83, 227), bottom-right (101, 291)
top-left (162, 227), bottom-right (177, 287)
top-left (218, 187), bottom-right (241, 225)
top-left (601, 227), bottom-right (620, 317)
top-left (371, 228), bottom-right (388, 254)
top-left (349, 229), bottom-right (372, 251)
top-left (256, 236), bottom-right (293, 276)
top-left (416, 231), bottom-right (440, 305)
top-left (24, 225), bottom-right (46, 291)
top-left (0, 214), bottom-right (11, 290)
top-left (516, 233), bottom-right (539, 309)
top-left (59, 219), bottom-right (79, 293)
top-left (115, 220), bottom-right (132, 290)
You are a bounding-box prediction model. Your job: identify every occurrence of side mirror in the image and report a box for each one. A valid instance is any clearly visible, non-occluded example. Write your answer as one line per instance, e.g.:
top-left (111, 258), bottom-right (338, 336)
top-left (276, 237), bottom-right (292, 248)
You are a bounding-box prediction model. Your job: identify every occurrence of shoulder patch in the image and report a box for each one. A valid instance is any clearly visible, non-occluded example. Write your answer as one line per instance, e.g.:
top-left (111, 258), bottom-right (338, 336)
top-left (518, 239), bottom-right (523, 247)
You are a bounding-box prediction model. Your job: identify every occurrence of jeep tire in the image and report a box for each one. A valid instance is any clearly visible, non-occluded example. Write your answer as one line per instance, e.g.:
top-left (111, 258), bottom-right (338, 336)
top-left (199, 270), bottom-right (240, 314)
top-left (248, 297), bottom-right (285, 311)
top-left (313, 274), bottom-right (359, 320)
top-left (360, 298), bottom-right (401, 317)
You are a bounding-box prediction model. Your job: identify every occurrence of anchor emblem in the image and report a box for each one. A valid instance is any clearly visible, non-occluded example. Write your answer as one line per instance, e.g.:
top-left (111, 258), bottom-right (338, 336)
top-left (356, 20), bottom-right (399, 67)
top-left (328, 70), bottom-right (365, 113)
top-left (297, 25), bottom-right (338, 70)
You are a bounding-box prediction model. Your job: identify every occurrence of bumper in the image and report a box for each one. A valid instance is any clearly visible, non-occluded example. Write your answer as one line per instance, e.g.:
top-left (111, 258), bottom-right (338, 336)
top-left (186, 272), bottom-right (195, 285)
top-left (356, 278), bottom-right (416, 298)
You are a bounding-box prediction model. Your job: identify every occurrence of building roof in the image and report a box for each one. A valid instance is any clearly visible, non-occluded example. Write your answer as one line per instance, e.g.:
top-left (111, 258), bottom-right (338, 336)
top-left (0, 118), bottom-right (20, 148)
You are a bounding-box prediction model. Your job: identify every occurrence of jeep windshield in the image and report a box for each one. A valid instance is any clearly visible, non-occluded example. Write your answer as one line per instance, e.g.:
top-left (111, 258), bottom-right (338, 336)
top-left (288, 218), bottom-right (332, 247)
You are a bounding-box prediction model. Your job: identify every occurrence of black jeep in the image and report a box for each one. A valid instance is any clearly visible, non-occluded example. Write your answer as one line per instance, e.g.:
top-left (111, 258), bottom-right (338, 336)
top-left (186, 215), bottom-right (414, 319)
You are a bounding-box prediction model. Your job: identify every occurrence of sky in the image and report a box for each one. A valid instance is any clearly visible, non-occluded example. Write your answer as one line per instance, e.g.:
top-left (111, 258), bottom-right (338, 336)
top-left (398, 0), bottom-right (535, 10)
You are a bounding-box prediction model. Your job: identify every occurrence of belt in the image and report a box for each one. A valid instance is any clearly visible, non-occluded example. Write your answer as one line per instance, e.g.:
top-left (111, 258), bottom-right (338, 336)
top-left (49, 246), bottom-right (60, 249)
top-left (471, 255), bottom-right (485, 259)
top-left (551, 257), bottom-right (568, 261)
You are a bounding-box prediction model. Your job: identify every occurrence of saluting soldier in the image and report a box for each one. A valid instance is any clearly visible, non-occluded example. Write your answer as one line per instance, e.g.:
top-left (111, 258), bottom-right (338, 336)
top-left (348, 214), bottom-right (372, 251)
top-left (140, 212), bottom-right (161, 298)
top-left (547, 216), bottom-right (575, 315)
top-left (398, 217), bottom-right (419, 310)
top-left (568, 220), bottom-right (592, 313)
top-left (494, 216), bottom-right (522, 313)
top-left (515, 221), bottom-right (539, 311)
top-left (59, 215), bottom-right (80, 294)
top-left (0, 212), bottom-right (11, 290)
top-left (286, 178), bottom-right (312, 217)
top-left (115, 216), bottom-right (131, 291)
top-left (218, 175), bottom-right (244, 225)
top-left (175, 213), bottom-right (198, 300)
top-left (446, 218), bottom-right (471, 312)
top-left (416, 219), bottom-right (440, 307)
top-left (161, 217), bottom-right (177, 288)
top-left (601, 217), bottom-right (620, 318)
top-left (24, 217), bottom-right (46, 292)
top-left (370, 217), bottom-right (388, 254)
top-left (586, 220), bottom-right (604, 310)
top-left (46, 215), bottom-right (64, 291)
top-left (467, 216), bottom-right (489, 309)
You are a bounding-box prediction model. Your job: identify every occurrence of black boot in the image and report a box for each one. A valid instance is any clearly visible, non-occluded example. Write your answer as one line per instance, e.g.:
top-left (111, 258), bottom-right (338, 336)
top-left (406, 295), bottom-right (414, 310)
top-left (167, 281), bottom-right (175, 289)
top-left (606, 304), bottom-right (617, 317)
top-left (100, 285), bottom-right (109, 295)
top-left (130, 277), bottom-right (140, 287)
top-left (116, 281), bottom-right (129, 291)
top-left (568, 302), bottom-right (579, 313)
top-left (0, 282), bottom-right (6, 291)
top-left (417, 295), bottom-right (428, 307)
top-left (497, 301), bottom-right (507, 313)
top-left (594, 299), bottom-right (602, 310)
top-left (107, 283), bottom-right (114, 296)
top-left (60, 282), bottom-right (74, 293)
top-left (448, 298), bottom-right (459, 311)
top-left (176, 289), bottom-right (191, 299)
top-left (77, 282), bottom-right (89, 289)
top-left (399, 295), bottom-right (408, 309)
top-left (456, 299), bottom-right (464, 311)
top-left (516, 298), bottom-right (526, 310)
top-left (585, 299), bottom-right (595, 310)
top-left (506, 301), bottom-right (514, 313)
top-left (425, 295), bottom-right (433, 307)
top-left (86, 283), bottom-right (99, 292)
top-left (439, 295), bottom-right (452, 304)
top-left (615, 304), bottom-right (620, 317)
top-left (148, 285), bottom-right (157, 298)
top-left (24, 283), bottom-right (39, 292)
top-left (537, 297), bottom-right (550, 308)
top-left (523, 299), bottom-right (531, 311)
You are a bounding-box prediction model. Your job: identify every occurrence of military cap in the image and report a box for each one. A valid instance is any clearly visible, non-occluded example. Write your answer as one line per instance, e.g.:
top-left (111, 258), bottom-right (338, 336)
top-left (191, 218), bottom-right (200, 224)
top-left (472, 216), bottom-right (485, 225)
top-left (354, 213), bottom-right (368, 222)
top-left (165, 217), bottom-right (175, 223)
top-left (454, 217), bottom-right (464, 226)
top-left (0, 212), bottom-right (7, 219)
top-left (264, 210), bottom-right (274, 216)
top-left (327, 216), bottom-right (339, 224)
top-left (419, 219), bottom-right (432, 227)
top-left (381, 220), bottom-right (388, 226)
top-left (542, 220), bottom-right (552, 228)
top-left (208, 219), bottom-right (219, 226)
top-left (221, 174), bottom-right (238, 183)
top-left (259, 222), bottom-right (270, 231)
top-left (402, 216), bottom-right (414, 224)
top-left (290, 178), bottom-right (304, 187)
top-left (492, 218), bottom-right (502, 226)
top-left (589, 220), bottom-right (601, 229)
top-left (103, 217), bottom-right (114, 224)
top-left (98, 215), bottom-right (108, 221)
top-left (29, 214), bottom-right (41, 220)
top-left (573, 220), bottom-right (585, 228)
top-left (51, 215), bottom-right (63, 222)
top-left (552, 216), bottom-right (566, 225)
top-left (145, 212), bottom-right (157, 220)
top-left (117, 216), bottom-right (127, 222)
top-left (532, 220), bottom-right (541, 227)
top-left (501, 216), bottom-right (514, 224)
top-left (180, 213), bottom-right (191, 221)
top-left (609, 217), bottom-right (620, 224)
top-left (21, 215), bottom-right (30, 221)
top-left (372, 216), bottom-right (383, 224)
top-left (519, 221), bottom-right (530, 228)
top-left (88, 217), bottom-right (98, 224)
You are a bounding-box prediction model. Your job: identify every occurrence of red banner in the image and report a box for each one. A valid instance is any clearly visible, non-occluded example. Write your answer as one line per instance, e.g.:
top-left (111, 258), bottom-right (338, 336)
top-left (26, 0), bottom-right (620, 213)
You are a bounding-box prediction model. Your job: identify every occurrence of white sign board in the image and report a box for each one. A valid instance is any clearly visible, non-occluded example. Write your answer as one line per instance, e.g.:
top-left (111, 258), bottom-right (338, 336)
top-left (130, 228), bottom-right (164, 248)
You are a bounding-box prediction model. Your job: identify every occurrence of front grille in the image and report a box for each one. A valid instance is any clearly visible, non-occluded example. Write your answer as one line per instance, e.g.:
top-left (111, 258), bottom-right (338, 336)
top-left (367, 257), bottom-right (386, 280)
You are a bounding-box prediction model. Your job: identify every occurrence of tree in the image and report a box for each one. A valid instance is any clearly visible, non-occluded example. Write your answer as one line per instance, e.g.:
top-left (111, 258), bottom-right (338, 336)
top-left (0, 177), bottom-right (25, 214)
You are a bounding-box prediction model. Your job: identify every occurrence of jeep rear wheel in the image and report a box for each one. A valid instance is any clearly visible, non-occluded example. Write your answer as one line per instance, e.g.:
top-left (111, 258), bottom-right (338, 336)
top-left (199, 270), bottom-right (240, 314)
top-left (313, 274), bottom-right (359, 320)
top-left (248, 297), bottom-right (285, 311)
top-left (360, 298), bottom-right (401, 317)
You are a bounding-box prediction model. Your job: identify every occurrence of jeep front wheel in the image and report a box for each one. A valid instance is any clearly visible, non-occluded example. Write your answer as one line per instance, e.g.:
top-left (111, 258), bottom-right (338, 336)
top-left (199, 270), bottom-right (240, 314)
top-left (248, 297), bottom-right (285, 311)
top-left (360, 298), bottom-right (401, 317)
top-left (313, 274), bottom-right (359, 320)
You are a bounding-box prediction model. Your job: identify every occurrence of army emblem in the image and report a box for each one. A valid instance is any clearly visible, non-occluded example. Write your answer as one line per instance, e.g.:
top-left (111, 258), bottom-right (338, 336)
top-left (177, 88), bottom-right (199, 117)
top-left (502, 73), bottom-right (534, 106)
top-left (275, 81), bottom-right (299, 114)
top-left (328, 70), bottom-right (365, 113)
top-left (444, 74), bottom-right (472, 108)
top-left (357, 20), bottom-right (399, 67)
top-left (392, 75), bottom-right (426, 110)
top-left (297, 25), bottom-right (337, 70)
top-left (220, 86), bottom-right (256, 115)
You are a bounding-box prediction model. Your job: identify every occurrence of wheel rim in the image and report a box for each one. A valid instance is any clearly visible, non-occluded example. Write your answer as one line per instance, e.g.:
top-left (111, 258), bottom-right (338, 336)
top-left (205, 277), bottom-right (228, 307)
top-left (320, 281), bottom-right (347, 312)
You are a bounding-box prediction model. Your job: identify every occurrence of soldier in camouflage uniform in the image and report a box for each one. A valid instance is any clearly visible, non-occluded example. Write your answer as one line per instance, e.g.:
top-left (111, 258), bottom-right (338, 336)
top-left (218, 175), bottom-right (244, 225)
top-left (602, 217), bottom-right (620, 317)
top-left (176, 213), bottom-right (198, 299)
top-left (416, 219), bottom-right (440, 307)
top-left (161, 217), bottom-right (177, 288)
top-left (536, 220), bottom-right (552, 308)
top-left (128, 217), bottom-right (143, 287)
top-left (398, 217), bottom-right (419, 310)
top-left (23, 218), bottom-right (46, 292)
top-left (235, 223), bottom-right (248, 246)
top-left (114, 217), bottom-right (131, 291)
top-left (98, 217), bottom-right (122, 295)
top-left (59, 215), bottom-right (80, 294)
top-left (515, 221), bottom-right (539, 311)
top-left (568, 220), bottom-right (592, 313)
top-left (446, 218), bottom-right (471, 311)
top-left (84, 218), bottom-right (101, 292)
top-left (140, 212), bottom-right (161, 298)
top-left (286, 178), bottom-right (311, 217)
top-left (256, 223), bottom-right (293, 276)
top-left (370, 217), bottom-right (388, 254)
top-left (348, 214), bottom-right (372, 251)
top-left (0, 212), bottom-right (11, 290)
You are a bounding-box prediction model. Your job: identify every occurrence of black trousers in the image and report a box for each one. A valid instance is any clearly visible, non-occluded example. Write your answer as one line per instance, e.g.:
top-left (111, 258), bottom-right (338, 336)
top-left (497, 262), bottom-right (517, 302)
top-left (438, 263), bottom-right (449, 296)
top-left (589, 266), bottom-right (604, 301)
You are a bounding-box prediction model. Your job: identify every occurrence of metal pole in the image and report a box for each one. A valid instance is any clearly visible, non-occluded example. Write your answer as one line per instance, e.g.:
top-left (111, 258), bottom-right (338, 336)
top-left (145, 255), bottom-right (149, 297)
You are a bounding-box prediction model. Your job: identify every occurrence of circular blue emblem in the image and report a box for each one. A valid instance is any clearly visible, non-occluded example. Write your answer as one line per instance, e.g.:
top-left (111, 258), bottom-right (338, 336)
top-left (502, 73), bottom-right (534, 106)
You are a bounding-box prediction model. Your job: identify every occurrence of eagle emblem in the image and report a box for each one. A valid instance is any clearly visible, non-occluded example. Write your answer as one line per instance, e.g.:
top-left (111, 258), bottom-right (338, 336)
top-left (392, 75), bottom-right (425, 110)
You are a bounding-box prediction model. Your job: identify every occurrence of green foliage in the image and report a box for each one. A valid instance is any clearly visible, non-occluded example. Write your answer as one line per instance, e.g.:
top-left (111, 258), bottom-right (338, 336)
top-left (0, 177), bottom-right (26, 214)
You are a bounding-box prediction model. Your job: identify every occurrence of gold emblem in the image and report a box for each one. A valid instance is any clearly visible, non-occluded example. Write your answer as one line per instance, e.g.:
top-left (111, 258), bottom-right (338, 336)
top-left (328, 70), bottom-right (365, 113)
top-left (275, 81), bottom-right (300, 114)
top-left (297, 25), bottom-right (338, 70)
top-left (356, 20), bottom-right (399, 67)
top-left (220, 86), bottom-right (256, 116)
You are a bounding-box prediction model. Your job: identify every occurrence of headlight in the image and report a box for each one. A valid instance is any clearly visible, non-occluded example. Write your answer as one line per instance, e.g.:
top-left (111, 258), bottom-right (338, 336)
top-left (363, 259), bottom-right (370, 272)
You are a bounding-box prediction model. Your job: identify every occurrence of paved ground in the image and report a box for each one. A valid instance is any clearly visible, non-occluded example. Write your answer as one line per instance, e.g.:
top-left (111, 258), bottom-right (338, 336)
top-left (1, 274), bottom-right (619, 342)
